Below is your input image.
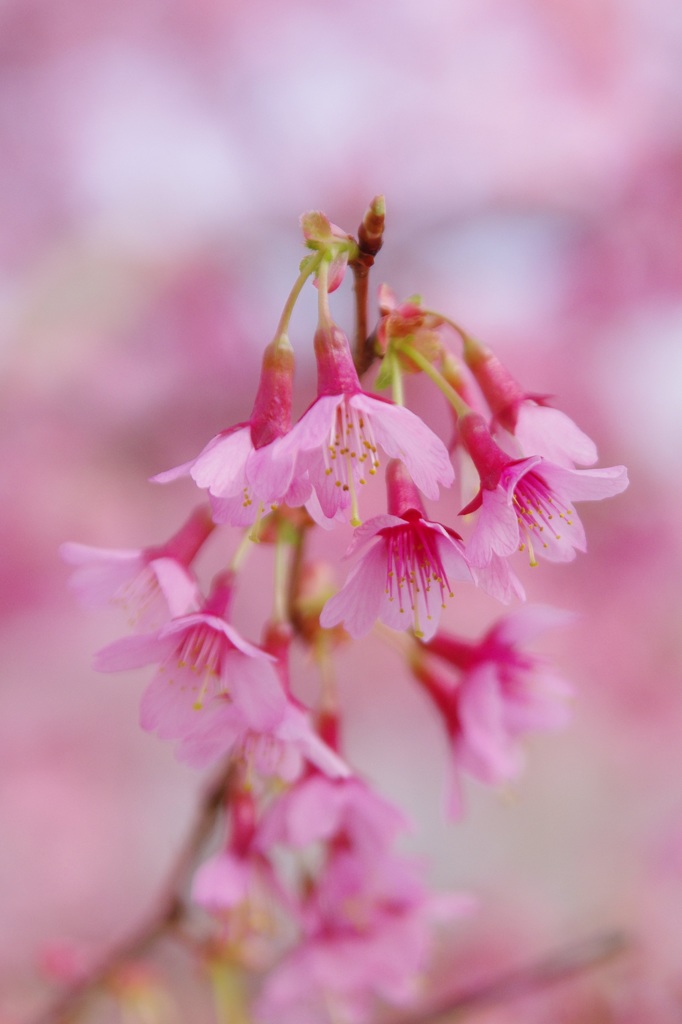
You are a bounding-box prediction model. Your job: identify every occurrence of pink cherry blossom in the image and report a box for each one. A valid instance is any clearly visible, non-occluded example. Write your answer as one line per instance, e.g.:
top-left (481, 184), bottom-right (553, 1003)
top-left (94, 573), bottom-right (346, 778)
top-left (152, 336), bottom-right (310, 526)
top-left (177, 694), bottom-right (348, 780)
top-left (60, 506), bottom-right (211, 629)
top-left (462, 335), bottom-right (598, 467)
top-left (417, 605), bottom-right (573, 816)
top-left (94, 574), bottom-right (283, 745)
top-left (458, 413), bottom-right (628, 567)
top-left (320, 461), bottom-right (471, 640)
top-left (256, 774), bottom-right (410, 862)
top-left (273, 325), bottom-right (454, 525)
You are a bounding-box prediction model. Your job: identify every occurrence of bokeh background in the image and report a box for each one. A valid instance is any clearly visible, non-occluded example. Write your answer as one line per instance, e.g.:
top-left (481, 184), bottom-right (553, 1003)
top-left (2, 0), bottom-right (682, 1019)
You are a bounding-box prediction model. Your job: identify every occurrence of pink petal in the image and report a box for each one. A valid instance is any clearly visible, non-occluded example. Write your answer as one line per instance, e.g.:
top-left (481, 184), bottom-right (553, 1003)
top-left (489, 604), bottom-right (573, 647)
top-left (275, 395), bottom-right (343, 456)
top-left (514, 404), bottom-right (598, 466)
top-left (538, 461), bottom-right (629, 502)
top-left (466, 487), bottom-right (520, 565)
top-left (319, 542), bottom-right (386, 638)
top-left (94, 632), bottom-right (174, 672)
top-left (471, 554), bottom-right (526, 604)
top-left (457, 664), bottom-right (523, 783)
top-left (353, 395), bottom-right (454, 499)
top-left (226, 652), bottom-right (288, 730)
top-left (192, 852), bottom-right (251, 911)
top-left (150, 558), bottom-right (201, 618)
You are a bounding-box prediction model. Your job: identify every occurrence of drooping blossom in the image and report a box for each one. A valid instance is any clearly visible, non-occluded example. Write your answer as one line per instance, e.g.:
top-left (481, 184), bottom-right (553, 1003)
top-left (255, 851), bottom-right (434, 1024)
top-left (462, 334), bottom-right (599, 467)
top-left (60, 505), bottom-right (212, 630)
top-left (320, 461), bottom-right (471, 640)
top-left (458, 413), bottom-right (628, 568)
top-left (273, 324), bottom-right (454, 525)
top-left (255, 774), bottom-right (471, 1024)
top-left (415, 605), bottom-right (573, 817)
top-left (152, 335), bottom-right (311, 526)
top-left (93, 572), bottom-right (345, 778)
top-left (191, 788), bottom-right (289, 964)
top-left (256, 773), bottom-right (411, 863)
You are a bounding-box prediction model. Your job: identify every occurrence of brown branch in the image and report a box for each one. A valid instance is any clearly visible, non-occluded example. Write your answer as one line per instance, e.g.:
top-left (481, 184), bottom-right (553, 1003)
top-left (351, 195), bottom-right (385, 377)
top-left (30, 762), bottom-right (234, 1024)
top-left (392, 931), bottom-right (630, 1024)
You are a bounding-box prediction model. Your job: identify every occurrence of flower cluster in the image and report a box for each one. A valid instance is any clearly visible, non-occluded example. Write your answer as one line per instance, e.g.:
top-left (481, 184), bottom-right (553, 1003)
top-left (60, 201), bottom-right (628, 1024)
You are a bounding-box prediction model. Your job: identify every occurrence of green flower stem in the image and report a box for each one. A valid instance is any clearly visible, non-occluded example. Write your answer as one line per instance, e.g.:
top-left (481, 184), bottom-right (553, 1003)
top-left (394, 340), bottom-right (470, 418)
top-left (273, 251), bottom-right (324, 342)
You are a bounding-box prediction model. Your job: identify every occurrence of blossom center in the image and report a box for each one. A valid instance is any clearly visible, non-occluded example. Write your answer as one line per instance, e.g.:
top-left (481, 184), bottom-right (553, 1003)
top-left (165, 624), bottom-right (227, 710)
top-left (512, 471), bottom-right (574, 566)
top-left (323, 400), bottom-right (380, 525)
top-left (383, 520), bottom-right (454, 637)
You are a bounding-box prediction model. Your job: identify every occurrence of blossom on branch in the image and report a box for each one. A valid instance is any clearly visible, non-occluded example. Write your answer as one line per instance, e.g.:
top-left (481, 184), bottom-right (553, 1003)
top-left (60, 506), bottom-right (212, 630)
top-left (274, 325), bottom-right (454, 525)
top-left (320, 461), bottom-right (471, 640)
top-left (416, 605), bottom-right (573, 816)
top-left (458, 413), bottom-right (628, 567)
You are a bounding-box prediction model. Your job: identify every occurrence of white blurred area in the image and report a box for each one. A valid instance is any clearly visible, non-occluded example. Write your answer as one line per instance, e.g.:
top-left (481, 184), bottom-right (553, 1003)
top-left (2, 0), bottom-right (682, 1018)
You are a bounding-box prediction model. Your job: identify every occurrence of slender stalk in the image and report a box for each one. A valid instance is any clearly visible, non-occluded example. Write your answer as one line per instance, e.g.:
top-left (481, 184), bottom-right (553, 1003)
top-left (30, 764), bottom-right (235, 1024)
top-left (394, 340), bottom-right (470, 418)
top-left (273, 252), bottom-right (323, 341)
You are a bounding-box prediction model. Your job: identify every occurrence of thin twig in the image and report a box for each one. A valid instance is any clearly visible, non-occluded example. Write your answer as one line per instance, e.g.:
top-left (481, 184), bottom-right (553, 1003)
top-left (351, 195), bottom-right (385, 376)
top-left (30, 763), bottom-right (234, 1024)
top-left (392, 931), bottom-right (630, 1024)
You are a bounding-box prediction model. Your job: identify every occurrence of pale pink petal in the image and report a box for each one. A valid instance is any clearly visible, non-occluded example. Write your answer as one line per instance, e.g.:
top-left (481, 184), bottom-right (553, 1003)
top-left (319, 542), bottom-right (386, 638)
top-left (189, 427), bottom-right (253, 496)
top-left (160, 614), bottom-right (271, 661)
top-left (456, 663), bottom-right (523, 783)
top-left (149, 558), bottom-right (201, 618)
top-left (209, 492), bottom-right (259, 526)
top-left (245, 443), bottom-right (297, 504)
top-left (60, 543), bottom-right (143, 606)
top-left (490, 605), bottom-right (574, 647)
top-left (275, 395), bottom-right (344, 456)
top-left (275, 707), bottom-right (350, 779)
top-left (174, 700), bottom-right (245, 767)
top-left (471, 554), bottom-right (526, 604)
top-left (94, 632), bottom-right (175, 672)
top-left (343, 514), bottom-right (405, 558)
top-left (353, 394), bottom-right (454, 499)
top-left (139, 663), bottom-right (214, 738)
top-left (514, 404), bottom-right (598, 467)
top-left (192, 852), bottom-right (251, 911)
top-left (226, 652), bottom-right (288, 731)
top-left (538, 461), bottom-right (629, 502)
top-left (466, 487), bottom-right (520, 565)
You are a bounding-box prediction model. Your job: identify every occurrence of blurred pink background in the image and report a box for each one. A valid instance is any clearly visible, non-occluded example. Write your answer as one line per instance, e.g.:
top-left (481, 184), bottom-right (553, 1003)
top-left (2, 0), bottom-right (682, 1019)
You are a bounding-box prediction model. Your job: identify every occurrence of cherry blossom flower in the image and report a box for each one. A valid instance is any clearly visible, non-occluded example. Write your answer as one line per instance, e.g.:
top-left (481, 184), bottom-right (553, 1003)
top-left (462, 334), bottom-right (598, 467)
top-left (273, 325), bottom-right (454, 525)
top-left (60, 505), bottom-right (211, 630)
top-left (94, 573), bottom-right (346, 778)
top-left (416, 605), bottom-right (573, 816)
top-left (255, 771), bottom-right (471, 1024)
top-left (320, 461), bottom-right (471, 640)
top-left (256, 850), bottom-right (433, 1024)
top-left (256, 774), bottom-right (411, 863)
top-left (153, 335), bottom-right (310, 526)
top-left (458, 413), bottom-right (628, 567)
top-left (177, 693), bottom-right (348, 779)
